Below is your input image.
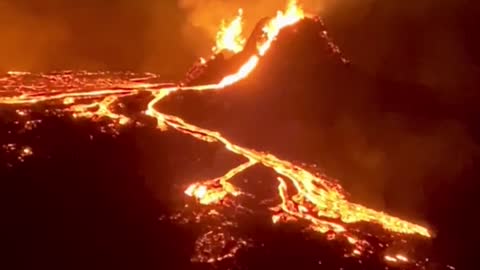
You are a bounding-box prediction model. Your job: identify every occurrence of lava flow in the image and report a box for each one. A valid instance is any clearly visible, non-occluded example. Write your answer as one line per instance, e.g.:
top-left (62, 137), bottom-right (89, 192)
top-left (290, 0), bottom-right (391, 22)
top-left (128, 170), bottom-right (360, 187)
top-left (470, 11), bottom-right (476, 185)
top-left (0, 0), bottom-right (431, 264)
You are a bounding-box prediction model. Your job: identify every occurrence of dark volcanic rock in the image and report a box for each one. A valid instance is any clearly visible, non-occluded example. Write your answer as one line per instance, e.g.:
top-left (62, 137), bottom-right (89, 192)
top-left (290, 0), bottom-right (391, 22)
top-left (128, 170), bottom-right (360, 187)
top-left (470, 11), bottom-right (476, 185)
top-left (161, 17), bottom-right (478, 269)
top-left (1, 16), bottom-right (475, 270)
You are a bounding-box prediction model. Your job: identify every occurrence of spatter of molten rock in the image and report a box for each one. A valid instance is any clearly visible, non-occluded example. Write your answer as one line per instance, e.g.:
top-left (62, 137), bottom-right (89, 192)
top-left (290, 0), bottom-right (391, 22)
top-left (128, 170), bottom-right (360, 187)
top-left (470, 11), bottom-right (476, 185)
top-left (0, 0), bottom-right (431, 264)
top-left (213, 8), bottom-right (246, 54)
top-left (183, 0), bottom-right (430, 240)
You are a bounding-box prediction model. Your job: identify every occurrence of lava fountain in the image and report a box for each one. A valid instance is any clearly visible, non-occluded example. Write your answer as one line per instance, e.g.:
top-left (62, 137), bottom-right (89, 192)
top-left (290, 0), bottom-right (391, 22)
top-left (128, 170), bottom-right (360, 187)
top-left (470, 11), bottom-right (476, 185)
top-left (0, 0), bottom-right (431, 265)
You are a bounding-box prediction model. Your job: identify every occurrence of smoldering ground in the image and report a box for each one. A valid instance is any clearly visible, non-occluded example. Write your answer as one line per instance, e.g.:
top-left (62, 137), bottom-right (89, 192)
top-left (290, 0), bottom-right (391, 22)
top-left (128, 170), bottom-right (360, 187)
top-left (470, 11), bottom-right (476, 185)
top-left (1, 0), bottom-right (478, 233)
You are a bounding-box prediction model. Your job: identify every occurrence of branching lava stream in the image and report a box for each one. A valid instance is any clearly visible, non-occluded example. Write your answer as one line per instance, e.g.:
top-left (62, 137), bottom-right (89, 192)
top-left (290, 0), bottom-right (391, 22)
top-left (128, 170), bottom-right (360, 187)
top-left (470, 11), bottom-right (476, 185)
top-left (1, 0), bottom-right (431, 266)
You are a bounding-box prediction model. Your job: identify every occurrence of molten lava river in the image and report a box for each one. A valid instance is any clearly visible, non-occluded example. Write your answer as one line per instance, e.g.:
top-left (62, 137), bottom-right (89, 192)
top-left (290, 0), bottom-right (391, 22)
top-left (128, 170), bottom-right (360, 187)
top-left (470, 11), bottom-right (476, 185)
top-left (0, 1), bottom-right (446, 269)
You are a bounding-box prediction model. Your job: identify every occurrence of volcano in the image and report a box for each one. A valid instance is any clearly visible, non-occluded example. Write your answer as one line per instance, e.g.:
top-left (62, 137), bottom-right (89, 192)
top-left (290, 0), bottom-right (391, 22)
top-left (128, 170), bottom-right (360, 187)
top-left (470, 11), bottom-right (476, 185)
top-left (0, 2), bottom-right (472, 269)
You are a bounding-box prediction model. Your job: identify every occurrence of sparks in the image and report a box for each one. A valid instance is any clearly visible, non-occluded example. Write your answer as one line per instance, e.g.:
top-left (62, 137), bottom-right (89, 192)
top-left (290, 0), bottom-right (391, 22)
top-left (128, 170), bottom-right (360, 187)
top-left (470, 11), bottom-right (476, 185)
top-left (384, 254), bottom-right (410, 264)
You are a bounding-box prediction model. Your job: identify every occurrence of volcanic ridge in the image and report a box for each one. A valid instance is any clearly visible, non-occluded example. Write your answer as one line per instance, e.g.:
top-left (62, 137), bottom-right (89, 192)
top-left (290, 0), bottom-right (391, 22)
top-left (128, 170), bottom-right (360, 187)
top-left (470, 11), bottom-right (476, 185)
top-left (0, 2), bottom-right (461, 269)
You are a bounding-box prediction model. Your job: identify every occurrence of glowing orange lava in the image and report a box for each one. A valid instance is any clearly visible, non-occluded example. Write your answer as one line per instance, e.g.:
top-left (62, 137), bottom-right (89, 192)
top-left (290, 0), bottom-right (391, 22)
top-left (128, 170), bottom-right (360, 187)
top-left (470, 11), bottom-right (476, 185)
top-left (258, 0), bottom-right (305, 55)
top-left (0, 0), bottom-right (431, 262)
top-left (213, 8), bottom-right (246, 54)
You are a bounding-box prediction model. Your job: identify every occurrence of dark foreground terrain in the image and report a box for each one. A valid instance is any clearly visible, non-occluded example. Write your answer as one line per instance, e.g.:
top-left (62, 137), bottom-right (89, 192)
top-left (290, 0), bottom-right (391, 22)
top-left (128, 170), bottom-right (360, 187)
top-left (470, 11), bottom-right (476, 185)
top-left (1, 19), bottom-right (477, 270)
